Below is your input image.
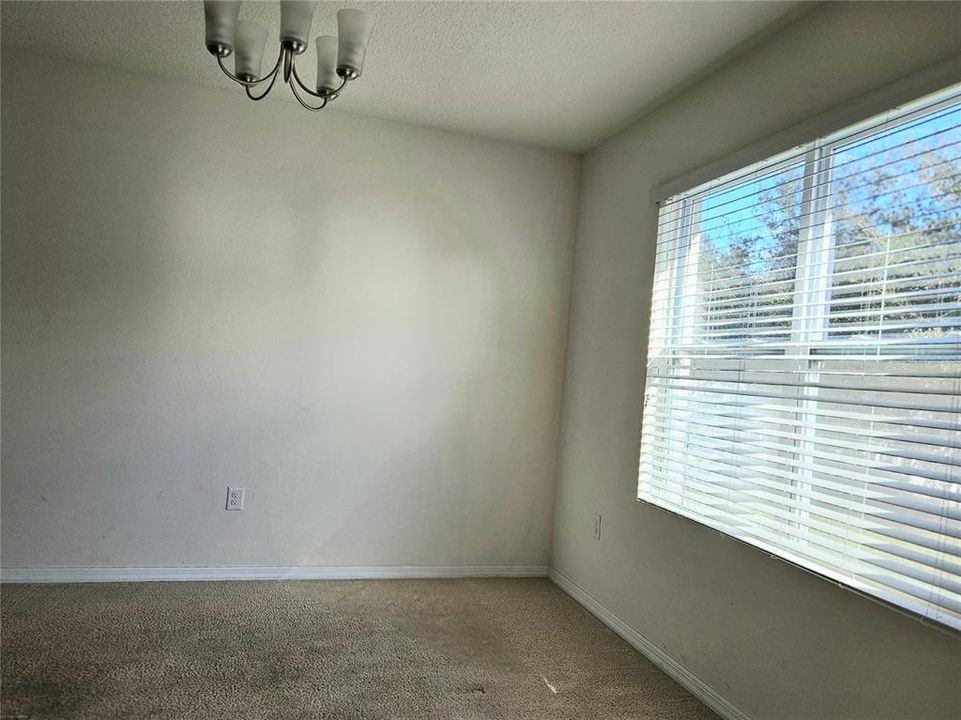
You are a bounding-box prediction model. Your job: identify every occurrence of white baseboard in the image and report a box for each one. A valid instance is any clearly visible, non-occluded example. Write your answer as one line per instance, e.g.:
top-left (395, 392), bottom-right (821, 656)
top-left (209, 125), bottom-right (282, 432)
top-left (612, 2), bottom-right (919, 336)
top-left (549, 567), bottom-right (750, 720)
top-left (0, 564), bottom-right (549, 583)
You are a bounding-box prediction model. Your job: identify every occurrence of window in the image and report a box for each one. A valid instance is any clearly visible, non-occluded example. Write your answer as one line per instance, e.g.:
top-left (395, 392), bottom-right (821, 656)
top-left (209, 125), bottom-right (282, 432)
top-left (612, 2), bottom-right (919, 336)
top-left (638, 83), bottom-right (961, 631)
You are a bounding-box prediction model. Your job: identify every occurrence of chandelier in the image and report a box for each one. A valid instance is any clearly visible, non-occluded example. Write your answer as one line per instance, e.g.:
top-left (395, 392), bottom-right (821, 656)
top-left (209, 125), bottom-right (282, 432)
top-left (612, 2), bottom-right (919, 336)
top-left (203, 1), bottom-right (374, 111)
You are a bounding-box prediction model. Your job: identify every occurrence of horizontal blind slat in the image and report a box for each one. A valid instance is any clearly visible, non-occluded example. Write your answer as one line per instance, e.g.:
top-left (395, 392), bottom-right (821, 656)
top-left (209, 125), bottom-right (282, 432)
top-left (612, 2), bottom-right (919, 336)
top-left (640, 442), bottom-right (961, 536)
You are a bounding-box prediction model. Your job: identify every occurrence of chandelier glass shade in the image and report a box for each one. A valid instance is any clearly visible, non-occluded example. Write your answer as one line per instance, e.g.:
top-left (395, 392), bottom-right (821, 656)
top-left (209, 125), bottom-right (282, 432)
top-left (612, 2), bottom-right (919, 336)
top-left (203, 1), bottom-right (374, 111)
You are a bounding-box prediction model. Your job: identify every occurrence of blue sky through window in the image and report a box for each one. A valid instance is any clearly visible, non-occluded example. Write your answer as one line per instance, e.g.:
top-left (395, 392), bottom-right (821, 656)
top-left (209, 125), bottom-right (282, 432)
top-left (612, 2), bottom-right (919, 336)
top-left (694, 104), bottom-right (961, 260)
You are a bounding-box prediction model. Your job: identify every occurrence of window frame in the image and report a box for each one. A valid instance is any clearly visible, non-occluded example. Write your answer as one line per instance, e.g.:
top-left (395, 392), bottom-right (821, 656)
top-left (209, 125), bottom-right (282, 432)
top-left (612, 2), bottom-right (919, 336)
top-left (638, 80), bottom-right (961, 636)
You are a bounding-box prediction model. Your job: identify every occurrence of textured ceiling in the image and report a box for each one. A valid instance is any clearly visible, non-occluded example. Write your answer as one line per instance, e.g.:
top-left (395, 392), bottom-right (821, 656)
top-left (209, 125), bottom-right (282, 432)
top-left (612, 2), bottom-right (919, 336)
top-left (0, 1), bottom-right (807, 151)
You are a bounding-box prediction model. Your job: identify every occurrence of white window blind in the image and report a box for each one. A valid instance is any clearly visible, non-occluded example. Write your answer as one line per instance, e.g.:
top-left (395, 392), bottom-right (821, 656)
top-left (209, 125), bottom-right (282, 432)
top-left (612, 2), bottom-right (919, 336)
top-left (638, 82), bottom-right (961, 632)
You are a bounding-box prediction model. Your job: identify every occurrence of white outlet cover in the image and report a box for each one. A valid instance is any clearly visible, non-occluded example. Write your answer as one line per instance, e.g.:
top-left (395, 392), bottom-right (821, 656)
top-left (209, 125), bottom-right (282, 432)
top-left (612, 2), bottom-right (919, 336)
top-left (226, 486), bottom-right (245, 511)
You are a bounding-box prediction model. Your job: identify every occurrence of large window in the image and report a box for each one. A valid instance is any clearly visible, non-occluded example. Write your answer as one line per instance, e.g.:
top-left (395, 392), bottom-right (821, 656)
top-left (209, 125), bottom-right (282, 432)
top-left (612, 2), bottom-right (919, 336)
top-left (638, 83), bottom-right (961, 631)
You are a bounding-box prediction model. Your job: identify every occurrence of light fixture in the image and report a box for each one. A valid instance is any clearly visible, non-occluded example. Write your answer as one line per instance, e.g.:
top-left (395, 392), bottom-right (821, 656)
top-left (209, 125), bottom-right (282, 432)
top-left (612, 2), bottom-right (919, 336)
top-left (203, 1), bottom-right (374, 111)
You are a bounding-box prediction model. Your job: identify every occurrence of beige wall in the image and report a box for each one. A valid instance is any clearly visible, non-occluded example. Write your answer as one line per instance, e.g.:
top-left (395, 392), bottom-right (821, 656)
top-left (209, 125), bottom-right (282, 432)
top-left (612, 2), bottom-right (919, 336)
top-left (551, 3), bottom-right (961, 719)
top-left (0, 52), bottom-right (580, 569)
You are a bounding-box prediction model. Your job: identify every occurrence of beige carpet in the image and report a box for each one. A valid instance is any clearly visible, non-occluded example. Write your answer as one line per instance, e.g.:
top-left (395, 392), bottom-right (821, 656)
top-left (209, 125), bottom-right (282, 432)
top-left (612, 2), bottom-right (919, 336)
top-left (1, 578), bottom-right (718, 719)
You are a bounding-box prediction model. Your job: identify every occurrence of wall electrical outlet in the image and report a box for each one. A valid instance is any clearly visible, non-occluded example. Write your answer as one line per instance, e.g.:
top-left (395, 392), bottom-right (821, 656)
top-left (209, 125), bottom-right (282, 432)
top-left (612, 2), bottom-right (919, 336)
top-left (226, 486), bottom-right (245, 511)
top-left (593, 513), bottom-right (602, 541)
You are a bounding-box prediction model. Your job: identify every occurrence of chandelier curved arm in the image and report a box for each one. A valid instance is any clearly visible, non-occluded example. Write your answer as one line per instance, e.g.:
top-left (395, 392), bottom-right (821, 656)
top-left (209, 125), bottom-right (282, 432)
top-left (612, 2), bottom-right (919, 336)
top-left (217, 47), bottom-right (285, 88)
top-left (245, 67), bottom-right (281, 101)
top-left (289, 78), bottom-right (329, 111)
top-left (290, 64), bottom-right (349, 100)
